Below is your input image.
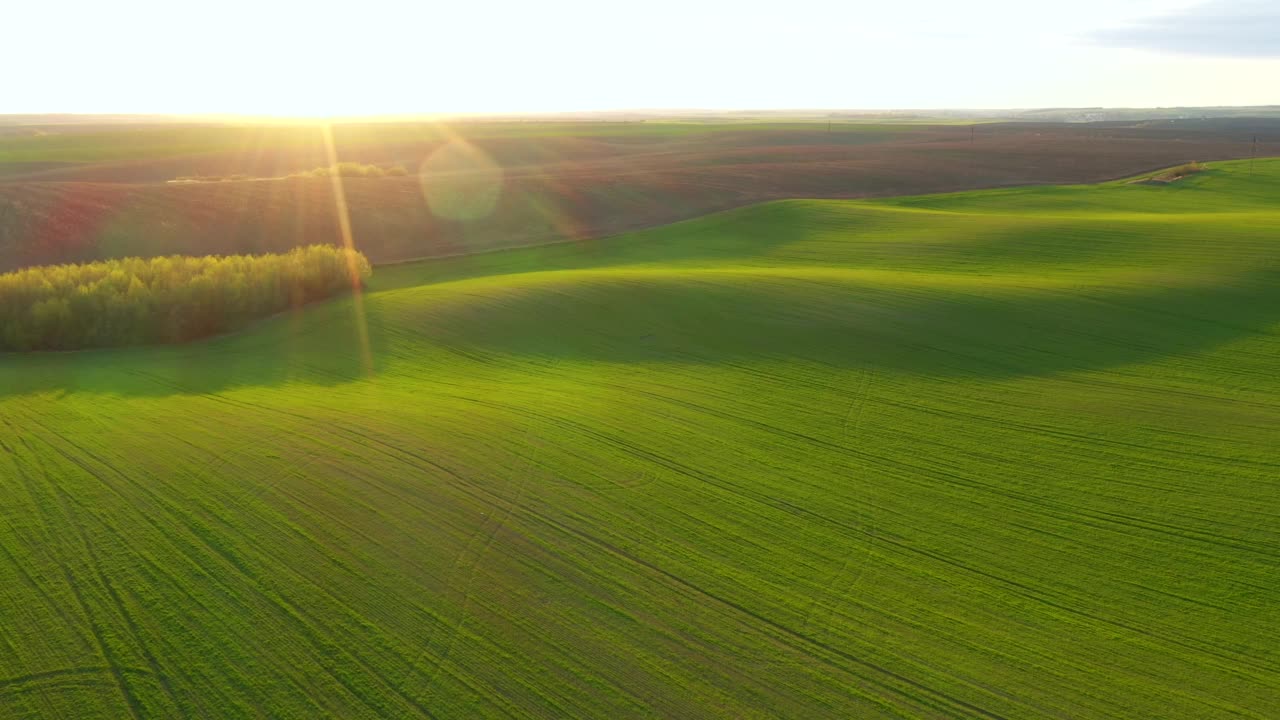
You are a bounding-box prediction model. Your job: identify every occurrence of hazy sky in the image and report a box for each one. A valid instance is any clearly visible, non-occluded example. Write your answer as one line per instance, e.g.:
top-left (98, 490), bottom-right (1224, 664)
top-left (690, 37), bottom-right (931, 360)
top-left (7, 0), bottom-right (1279, 115)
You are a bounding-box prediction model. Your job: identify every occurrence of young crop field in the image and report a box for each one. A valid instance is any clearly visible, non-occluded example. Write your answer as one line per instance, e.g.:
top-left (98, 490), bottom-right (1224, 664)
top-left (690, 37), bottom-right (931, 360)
top-left (0, 159), bottom-right (1277, 718)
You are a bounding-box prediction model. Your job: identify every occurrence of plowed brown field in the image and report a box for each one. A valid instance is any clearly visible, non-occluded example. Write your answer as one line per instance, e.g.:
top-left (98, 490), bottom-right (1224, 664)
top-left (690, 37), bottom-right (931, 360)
top-left (1, 119), bottom-right (1276, 270)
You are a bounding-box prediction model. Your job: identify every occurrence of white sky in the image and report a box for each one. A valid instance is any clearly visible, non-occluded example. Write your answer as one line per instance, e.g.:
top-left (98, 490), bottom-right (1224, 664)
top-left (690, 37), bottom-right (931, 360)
top-left (6, 0), bottom-right (1278, 115)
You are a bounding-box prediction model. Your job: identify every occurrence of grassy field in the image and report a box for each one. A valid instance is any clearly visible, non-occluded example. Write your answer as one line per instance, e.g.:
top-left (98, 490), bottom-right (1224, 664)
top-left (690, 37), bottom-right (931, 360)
top-left (0, 159), bottom-right (1278, 718)
top-left (0, 122), bottom-right (923, 168)
top-left (0, 122), bottom-right (936, 163)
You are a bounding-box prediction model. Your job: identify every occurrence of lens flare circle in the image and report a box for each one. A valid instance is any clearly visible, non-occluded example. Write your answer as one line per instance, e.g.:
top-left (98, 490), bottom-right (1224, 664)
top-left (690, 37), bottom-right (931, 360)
top-left (419, 141), bottom-right (503, 221)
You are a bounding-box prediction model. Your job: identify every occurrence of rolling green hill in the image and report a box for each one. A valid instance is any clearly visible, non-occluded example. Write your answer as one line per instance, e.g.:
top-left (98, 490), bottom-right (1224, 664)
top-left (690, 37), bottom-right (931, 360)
top-left (1, 160), bottom-right (1277, 718)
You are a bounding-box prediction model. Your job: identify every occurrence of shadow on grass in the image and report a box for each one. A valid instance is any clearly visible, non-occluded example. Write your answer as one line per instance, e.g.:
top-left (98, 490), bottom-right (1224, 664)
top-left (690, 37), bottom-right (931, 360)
top-left (0, 294), bottom-right (392, 399)
top-left (399, 265), bottom-right (1280, 380)
top-left (1, 263), bottom-right (1277, 399)
top-left (2, 229), bottom-right (1278, 398)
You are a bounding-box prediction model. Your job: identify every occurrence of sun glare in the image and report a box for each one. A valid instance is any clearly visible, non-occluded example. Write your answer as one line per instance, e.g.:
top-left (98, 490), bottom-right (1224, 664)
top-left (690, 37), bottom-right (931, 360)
top-left (321, 123), bottom-right (374, 375)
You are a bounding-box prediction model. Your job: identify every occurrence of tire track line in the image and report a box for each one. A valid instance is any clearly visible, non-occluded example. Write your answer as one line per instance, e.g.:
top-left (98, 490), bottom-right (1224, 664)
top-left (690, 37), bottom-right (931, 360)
top-left (4, 427), bottom-right (146, 720)
top-left (269, 398), bottom-right (1006, 719)
top-left (20, 414), bottom-right (440, 720)
top-left (448, 393), bottom-right (1280, 681)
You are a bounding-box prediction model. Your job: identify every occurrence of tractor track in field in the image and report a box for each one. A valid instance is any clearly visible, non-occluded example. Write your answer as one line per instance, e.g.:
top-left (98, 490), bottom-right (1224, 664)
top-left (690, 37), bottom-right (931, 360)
top-left (433, 390), bottom-right (1280, 682)
top-left (477, 481), bottom-right (1016, 719)
top-left (86, 384), bottom-right (525, 716)
top-left (0, 667), bottom-right (122, 694)
top-left (155, 381), bottom-right (963, 713)
top-left (416, 470), bottom-right (529, 700)
top-left (802, 368), bottom-right (878, 640)
top-left (0, 440), bottom-right (101, 664)
top-left (17, 413), bottom-right (447, 720)
top-left (609, 369), bottom-right (1280, 567)
top-left (4, 426), bottom-right (149, 720)
top-left (276, 391), bottom-right (1018, 718)
top-left (17, 428), bottom-right (191, 716)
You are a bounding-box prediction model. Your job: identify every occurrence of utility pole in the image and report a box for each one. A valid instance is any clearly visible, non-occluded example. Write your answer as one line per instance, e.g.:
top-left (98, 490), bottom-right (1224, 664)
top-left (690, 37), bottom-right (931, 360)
top-left (1251, 135), bottom-right (1258, 175)
top-left (970, 125), bottom-right (975, 143)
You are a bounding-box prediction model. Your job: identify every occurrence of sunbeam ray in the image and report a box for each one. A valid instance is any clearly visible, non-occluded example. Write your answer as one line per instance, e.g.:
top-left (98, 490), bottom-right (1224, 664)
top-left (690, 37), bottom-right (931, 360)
top-left (321, 122), bottom-right (374, 376)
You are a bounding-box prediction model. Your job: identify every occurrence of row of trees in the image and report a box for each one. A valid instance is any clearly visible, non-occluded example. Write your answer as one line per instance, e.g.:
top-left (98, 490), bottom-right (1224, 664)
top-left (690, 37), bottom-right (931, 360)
top-left (171, 174), bottom-right (254, 183)
top-left (171, 163), bottom-right (409, 183)
top-left (0, 246), bottom-right (371, 351)
top-left (1154, 161), bottom-right (1207, 182)
top-left (289, 162), bottom-right (409, 179)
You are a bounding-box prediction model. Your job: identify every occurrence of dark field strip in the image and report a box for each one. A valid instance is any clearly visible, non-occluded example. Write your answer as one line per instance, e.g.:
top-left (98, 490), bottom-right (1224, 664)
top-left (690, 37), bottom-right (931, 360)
top-left (0, 160), bottom-right (1278, 717)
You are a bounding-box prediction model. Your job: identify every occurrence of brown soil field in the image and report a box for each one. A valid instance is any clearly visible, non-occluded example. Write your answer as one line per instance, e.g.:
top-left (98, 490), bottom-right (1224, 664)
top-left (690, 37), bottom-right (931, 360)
top-left (1, 119), bottom-right (1277, 270)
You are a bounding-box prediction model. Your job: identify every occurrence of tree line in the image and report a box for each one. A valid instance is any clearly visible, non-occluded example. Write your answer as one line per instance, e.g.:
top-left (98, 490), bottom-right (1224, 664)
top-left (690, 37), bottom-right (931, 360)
top-left (0, 246), bottom-right (371, 351)
top-left (172, 163), bottom-right (408, 183)
top-left (291, 162), bottom-right (409, 178)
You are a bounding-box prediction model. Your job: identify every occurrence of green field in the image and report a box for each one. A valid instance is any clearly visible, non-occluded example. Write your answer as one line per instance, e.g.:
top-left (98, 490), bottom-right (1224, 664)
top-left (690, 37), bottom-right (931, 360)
top-left (1, 159), bottom-right (1277, 718)
top-left (0, 122), bottom-right (919, 164)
